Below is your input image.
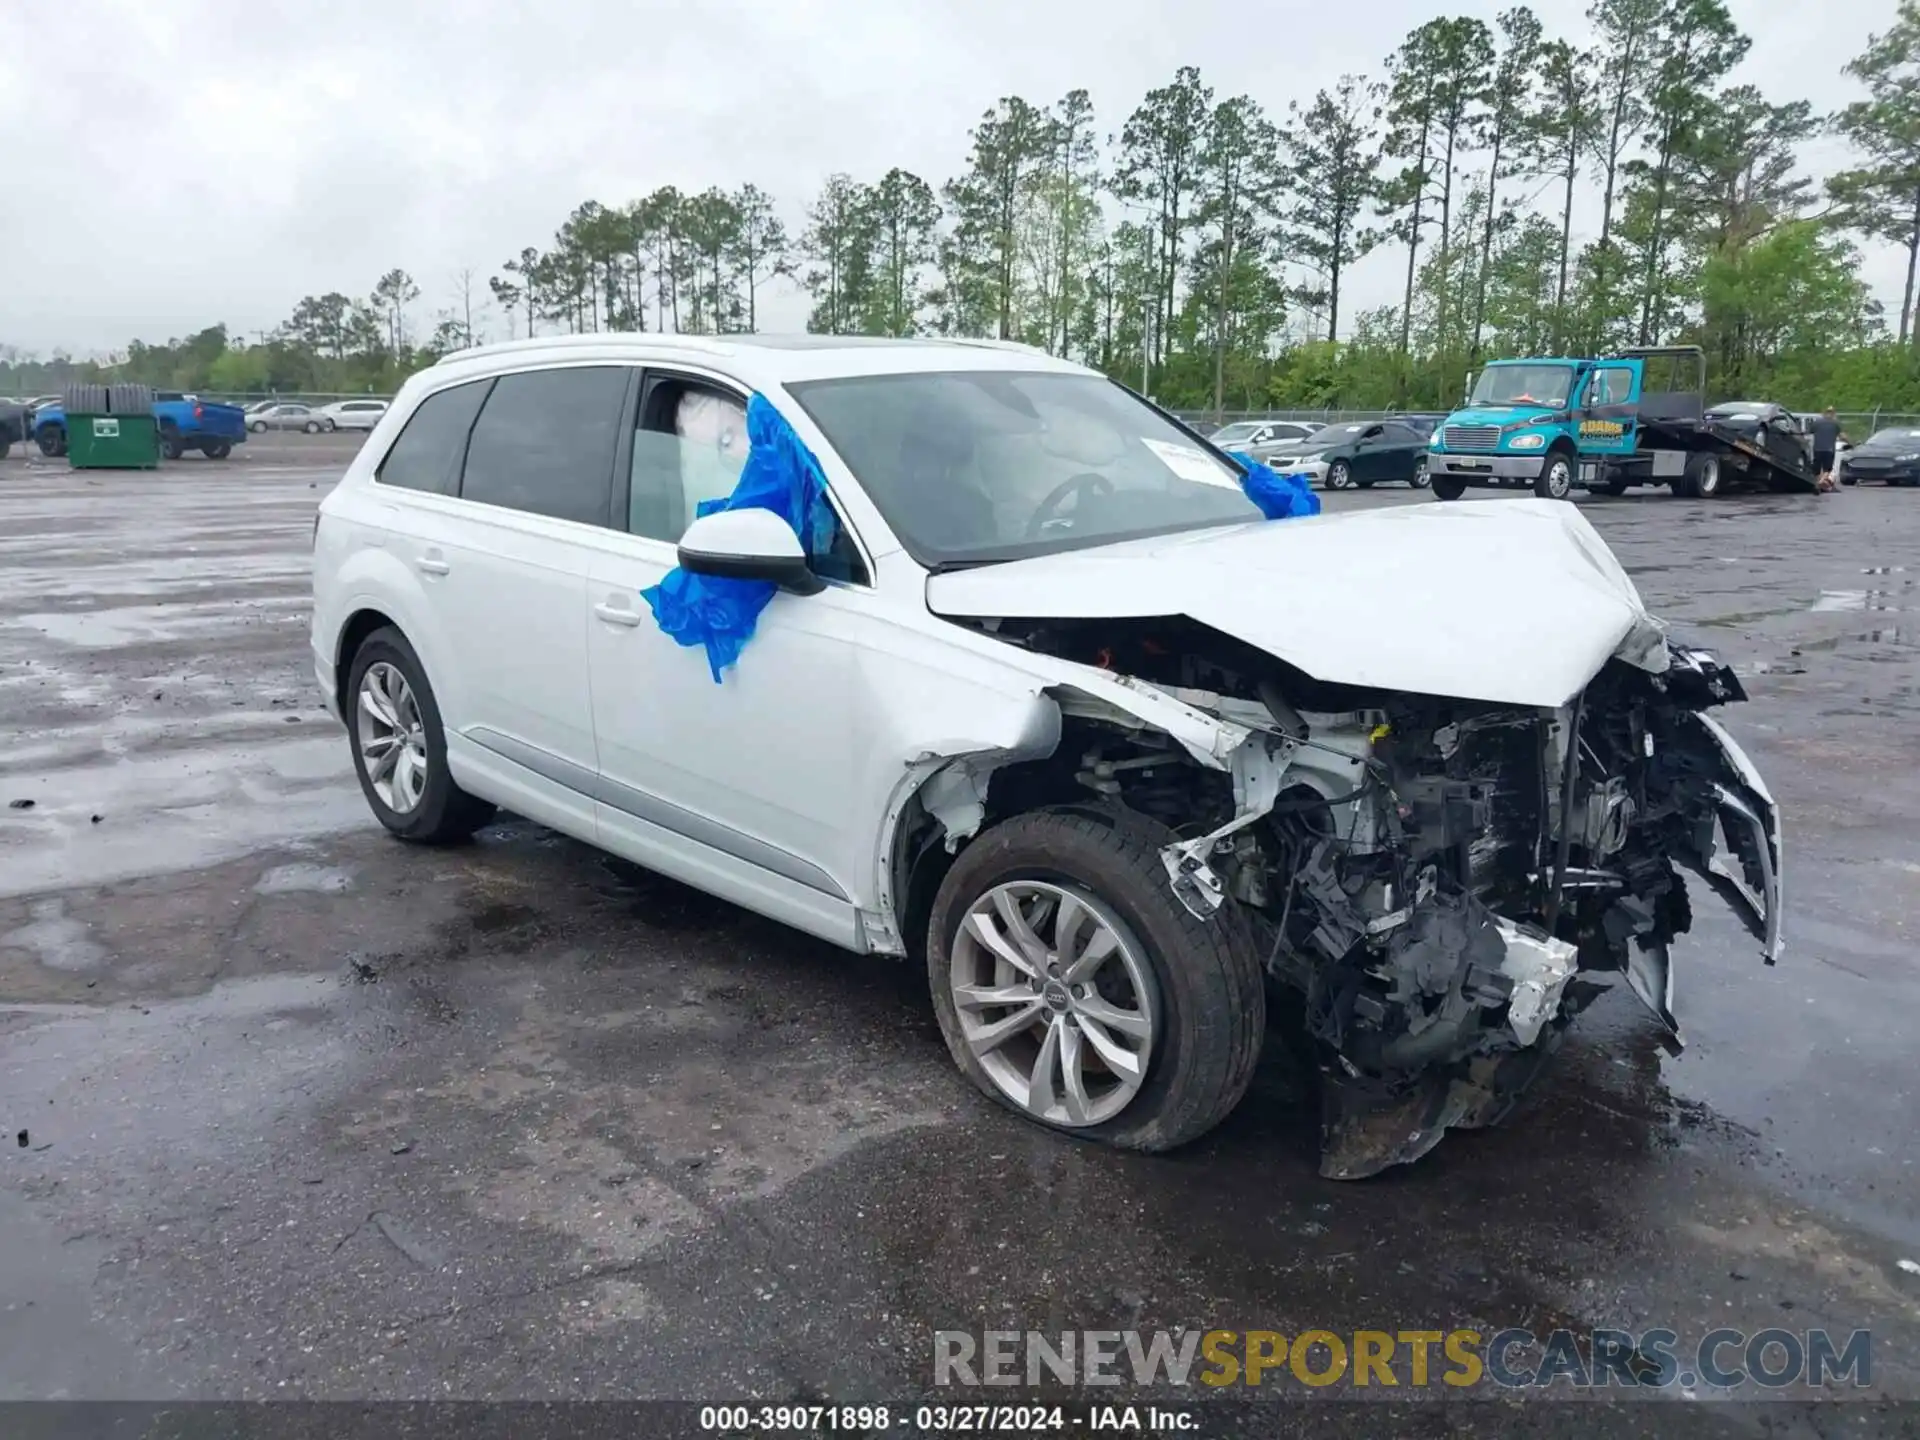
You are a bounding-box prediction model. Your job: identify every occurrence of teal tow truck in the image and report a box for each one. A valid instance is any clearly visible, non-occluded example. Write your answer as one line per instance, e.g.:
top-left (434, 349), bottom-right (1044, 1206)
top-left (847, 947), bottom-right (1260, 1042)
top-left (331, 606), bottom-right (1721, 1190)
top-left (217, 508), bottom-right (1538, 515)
top-left (1425, 345), bottom-right (1820, 501)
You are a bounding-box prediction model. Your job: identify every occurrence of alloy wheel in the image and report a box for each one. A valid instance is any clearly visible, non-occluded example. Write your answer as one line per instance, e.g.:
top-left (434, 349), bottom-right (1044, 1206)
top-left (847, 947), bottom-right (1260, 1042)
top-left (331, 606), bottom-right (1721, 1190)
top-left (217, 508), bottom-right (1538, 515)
top-left (950, 880), bottom-right (1157, 1128)
top-left (356, 661), bottom-right (429, 814)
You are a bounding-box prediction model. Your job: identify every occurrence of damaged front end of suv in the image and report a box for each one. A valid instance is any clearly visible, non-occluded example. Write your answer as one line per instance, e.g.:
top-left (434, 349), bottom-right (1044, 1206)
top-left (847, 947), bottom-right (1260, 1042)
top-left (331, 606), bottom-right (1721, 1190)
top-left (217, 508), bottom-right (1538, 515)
top-left (928, 610), bottom-right (1781, 1179)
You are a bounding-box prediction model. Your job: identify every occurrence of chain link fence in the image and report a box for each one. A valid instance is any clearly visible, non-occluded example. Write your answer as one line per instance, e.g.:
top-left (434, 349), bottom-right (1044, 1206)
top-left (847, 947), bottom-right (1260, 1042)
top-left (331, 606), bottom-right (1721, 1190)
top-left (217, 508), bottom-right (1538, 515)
top-left (1178, 408), bottom-right (1920, 436)
top-left (193, 392), bottom-right (397, 408)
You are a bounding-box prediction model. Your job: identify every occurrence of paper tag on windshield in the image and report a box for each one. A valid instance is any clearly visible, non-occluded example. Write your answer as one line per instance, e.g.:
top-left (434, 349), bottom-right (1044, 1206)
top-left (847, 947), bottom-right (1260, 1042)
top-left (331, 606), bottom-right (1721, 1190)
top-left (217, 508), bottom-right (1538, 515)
top-left (1141, 437), bottom-right (1240, 489)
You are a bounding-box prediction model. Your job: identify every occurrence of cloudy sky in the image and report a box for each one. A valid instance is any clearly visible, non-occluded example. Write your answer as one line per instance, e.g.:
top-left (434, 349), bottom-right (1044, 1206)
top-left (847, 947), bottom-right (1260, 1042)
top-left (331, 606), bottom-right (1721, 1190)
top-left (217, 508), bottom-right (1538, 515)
top-left (0, 0), bottom-right (1901, 358)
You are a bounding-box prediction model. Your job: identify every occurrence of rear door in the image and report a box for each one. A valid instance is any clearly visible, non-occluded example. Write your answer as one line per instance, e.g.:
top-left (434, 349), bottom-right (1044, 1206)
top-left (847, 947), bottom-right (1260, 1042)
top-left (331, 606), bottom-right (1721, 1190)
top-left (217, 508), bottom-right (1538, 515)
top-left (427, 364), bottom-right (633, 832)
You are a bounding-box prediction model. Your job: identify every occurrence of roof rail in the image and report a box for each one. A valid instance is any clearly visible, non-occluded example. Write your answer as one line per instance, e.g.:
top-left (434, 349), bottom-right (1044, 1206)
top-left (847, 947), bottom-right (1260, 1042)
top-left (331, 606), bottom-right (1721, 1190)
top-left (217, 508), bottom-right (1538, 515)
top-left (944, 337), bottom-right (1056, 358)
top-left (434, 332), bottom-right (736, 366)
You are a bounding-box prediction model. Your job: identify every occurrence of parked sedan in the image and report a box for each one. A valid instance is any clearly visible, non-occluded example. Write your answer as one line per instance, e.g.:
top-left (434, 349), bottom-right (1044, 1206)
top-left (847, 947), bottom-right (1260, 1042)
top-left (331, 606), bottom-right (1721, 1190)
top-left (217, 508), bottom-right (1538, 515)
top-left (1209, 419), bottom-right (1323, 453)
top-left (248, 402), bottom-right (331, 433)
top-left (317, 398), bottom-right (390, 431)
top-left (1262, 419), bottom-right (1432, 489)
top-left (1838, 426), bottom-right (1920, 486)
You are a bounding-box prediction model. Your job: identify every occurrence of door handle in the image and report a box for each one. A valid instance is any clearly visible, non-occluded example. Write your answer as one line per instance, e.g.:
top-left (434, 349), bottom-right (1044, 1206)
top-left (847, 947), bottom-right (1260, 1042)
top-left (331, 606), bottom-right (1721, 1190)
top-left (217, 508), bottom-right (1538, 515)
top-left (416, 556), bottom-right (450, 576)
top-left (594, 602), bottom-right (642, 627)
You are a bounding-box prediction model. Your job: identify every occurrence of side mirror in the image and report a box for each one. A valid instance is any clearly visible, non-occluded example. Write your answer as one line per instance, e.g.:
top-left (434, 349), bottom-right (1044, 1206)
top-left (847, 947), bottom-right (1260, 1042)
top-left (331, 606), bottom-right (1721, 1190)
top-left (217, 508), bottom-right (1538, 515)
top-left (676, 508), bottom-right (824, 595)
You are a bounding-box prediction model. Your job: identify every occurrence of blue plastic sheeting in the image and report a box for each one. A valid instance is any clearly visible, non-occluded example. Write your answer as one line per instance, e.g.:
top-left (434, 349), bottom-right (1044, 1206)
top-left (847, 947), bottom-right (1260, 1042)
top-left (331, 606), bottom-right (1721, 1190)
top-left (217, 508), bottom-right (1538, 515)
top-left (641, 393), bottom-right (839, 683)
top-left (1230, 452), bottom-right (1322, 519)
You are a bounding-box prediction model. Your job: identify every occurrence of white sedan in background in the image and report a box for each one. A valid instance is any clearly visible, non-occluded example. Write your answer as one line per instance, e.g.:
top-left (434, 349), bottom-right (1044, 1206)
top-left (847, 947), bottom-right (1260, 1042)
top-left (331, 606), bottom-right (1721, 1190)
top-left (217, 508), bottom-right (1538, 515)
top-left (317, 398), bottom-right (391, 431)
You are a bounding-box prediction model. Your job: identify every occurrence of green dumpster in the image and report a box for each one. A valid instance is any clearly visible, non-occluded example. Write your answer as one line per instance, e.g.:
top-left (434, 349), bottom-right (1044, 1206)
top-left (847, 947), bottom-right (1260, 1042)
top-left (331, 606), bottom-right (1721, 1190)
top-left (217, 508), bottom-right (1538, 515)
top-left (66, 383), bottom-right (159, 470)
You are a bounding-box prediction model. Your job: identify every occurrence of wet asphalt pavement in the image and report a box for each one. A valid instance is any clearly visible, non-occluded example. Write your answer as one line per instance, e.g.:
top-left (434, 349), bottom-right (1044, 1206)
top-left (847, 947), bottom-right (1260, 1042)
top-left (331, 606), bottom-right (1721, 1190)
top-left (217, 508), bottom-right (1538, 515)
top-left (2, 434), bottom-right (1918, 1434)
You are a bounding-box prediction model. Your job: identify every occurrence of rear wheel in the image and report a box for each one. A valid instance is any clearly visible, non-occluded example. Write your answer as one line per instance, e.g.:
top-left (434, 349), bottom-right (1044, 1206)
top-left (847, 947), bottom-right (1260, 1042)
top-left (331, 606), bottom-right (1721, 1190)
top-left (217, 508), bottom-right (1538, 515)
top-left (1533, 450), bottom-right (1575, 500)
top-left (345, 627), bottom-right (496, 844)
top-left (38, 426), bottom-right (65, 457)
top-left (204, 441), bottom-right (231, 460)
top-left (1680, 452), bottom-right (1723, 498)
top-left (927, 806), bottom-right (1265, 1152)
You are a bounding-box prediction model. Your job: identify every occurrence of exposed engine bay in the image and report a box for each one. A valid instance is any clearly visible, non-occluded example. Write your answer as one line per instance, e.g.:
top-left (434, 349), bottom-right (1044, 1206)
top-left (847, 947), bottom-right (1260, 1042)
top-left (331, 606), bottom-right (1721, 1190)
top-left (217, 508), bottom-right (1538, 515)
top-left (942, 615), bottom-right (1782, 1179)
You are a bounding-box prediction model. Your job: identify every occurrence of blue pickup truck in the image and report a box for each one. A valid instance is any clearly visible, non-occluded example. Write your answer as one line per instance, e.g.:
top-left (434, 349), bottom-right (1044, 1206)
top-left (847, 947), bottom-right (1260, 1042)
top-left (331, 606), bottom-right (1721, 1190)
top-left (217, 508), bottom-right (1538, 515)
top-left (32, 391), bottom-right (249, 461)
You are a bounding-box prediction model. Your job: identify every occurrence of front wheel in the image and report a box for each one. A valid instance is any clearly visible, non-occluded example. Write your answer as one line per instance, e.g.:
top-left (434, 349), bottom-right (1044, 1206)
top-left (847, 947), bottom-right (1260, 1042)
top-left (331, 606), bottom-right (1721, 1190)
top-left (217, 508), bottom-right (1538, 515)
top-left (1325, 460), bottom-right (1353, 490)
top-left (1408, 455), bottom-right (1431, 489)
top-left (345, 627), bottom-right (496, 844)
top-left (303, 420), bottom-right (321, 434)
top-left (1431, 474), bottom-right (1467, 501)
top-left (1534, 451), bottom-right (1575, 500)
top-left (927, 806), bottom-right (1265, 1152)
top-left (248, 420), bottom-right (266, 433)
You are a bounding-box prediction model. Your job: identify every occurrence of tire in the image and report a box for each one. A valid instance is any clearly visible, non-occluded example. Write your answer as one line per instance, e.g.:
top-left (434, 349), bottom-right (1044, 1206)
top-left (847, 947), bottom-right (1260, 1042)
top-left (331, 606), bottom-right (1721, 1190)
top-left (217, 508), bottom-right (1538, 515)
top-left (304, 420), bottom-right (321, 434)
top-left (249, 420), bottom-right (266, 433)
top-left (1533, 450), bottom-right (1575, 500)
top-left (1680, 452), bottom-right (1722, 499)
top-left (159, 427), bottom-right (184, 461)
top-left (926, 805), bottom-right (1265, 1152)
top-left (204, 441), bottom-right (231, 460)
top-left (343, 626), bottom-right (496, 844)
top-left (1431, 474), bottom-right (1467, 501)
top-left (322, 417), bottom-right (337, 432)
top-left (1325, 460), bottom-right (1353, 490)
top-left (37, 425), bottom-right (65, 457)
top-left (1408, 455), bottom-right (1431, 489)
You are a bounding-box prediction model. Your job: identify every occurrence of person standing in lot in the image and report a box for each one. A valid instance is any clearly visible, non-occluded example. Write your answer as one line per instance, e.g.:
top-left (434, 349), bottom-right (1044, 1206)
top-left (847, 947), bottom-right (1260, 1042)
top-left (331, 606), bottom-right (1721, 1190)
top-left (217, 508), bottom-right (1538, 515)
top-left (1810, 407), bottom-right (1846, 490)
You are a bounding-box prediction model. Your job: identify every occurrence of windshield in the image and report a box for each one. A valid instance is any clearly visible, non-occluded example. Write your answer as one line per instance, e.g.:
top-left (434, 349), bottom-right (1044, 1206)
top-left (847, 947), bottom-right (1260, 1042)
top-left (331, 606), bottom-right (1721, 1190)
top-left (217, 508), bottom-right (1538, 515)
top-left (1211, 422), bottom-right (1264, 444)
top-left (1306, 423), bottom-right (1370, 447)
top-left (1867, 428), bottom-right (1920, 446)
top-left (786, 371), bottom-right (1262, 566)
top-left (1470, 364), bottom-right (1573, 408)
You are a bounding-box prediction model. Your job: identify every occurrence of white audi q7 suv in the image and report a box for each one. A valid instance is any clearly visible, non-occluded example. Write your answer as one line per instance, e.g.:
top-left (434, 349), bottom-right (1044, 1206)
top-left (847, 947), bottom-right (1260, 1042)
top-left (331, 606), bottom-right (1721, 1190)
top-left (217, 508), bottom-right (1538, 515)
top-left (311, 334), bottom-right (1782, 1177)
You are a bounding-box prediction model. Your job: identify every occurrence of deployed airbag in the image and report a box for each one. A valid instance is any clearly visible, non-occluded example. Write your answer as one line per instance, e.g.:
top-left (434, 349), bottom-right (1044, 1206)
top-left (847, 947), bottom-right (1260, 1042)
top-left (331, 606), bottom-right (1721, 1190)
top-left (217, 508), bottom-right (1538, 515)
top-left (641, 393), bottom-right (839, 683)
top-left (1231, 452), bottom-right (1321, 520)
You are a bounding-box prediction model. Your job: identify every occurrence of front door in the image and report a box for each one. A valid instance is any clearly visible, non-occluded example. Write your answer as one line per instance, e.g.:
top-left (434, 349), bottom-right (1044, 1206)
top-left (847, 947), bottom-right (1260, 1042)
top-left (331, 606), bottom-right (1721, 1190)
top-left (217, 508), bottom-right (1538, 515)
top-left (581, 371), bottom-right (875, 945)
top-left (1576, 364), bottom-right (1641, 456)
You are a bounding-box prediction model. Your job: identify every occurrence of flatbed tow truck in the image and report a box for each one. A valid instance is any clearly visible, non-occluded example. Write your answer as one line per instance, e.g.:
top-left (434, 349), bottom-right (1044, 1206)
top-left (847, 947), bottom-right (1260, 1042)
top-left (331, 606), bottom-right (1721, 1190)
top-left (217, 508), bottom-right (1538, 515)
top-left (1426, 345), bottom-right (1821, 501)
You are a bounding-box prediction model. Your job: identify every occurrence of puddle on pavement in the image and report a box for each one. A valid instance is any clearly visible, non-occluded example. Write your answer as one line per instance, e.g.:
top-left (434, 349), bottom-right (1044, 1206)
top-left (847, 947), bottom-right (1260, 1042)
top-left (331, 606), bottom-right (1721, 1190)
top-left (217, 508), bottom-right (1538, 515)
top-left (1, 899), bottom-right (107, 971)
top-left (254, 863), bottom-right (355, 895)
top-left (1698, 605), bottom-right (1803, 627)
top-left (1812, 589), bottom-right (1905, 613)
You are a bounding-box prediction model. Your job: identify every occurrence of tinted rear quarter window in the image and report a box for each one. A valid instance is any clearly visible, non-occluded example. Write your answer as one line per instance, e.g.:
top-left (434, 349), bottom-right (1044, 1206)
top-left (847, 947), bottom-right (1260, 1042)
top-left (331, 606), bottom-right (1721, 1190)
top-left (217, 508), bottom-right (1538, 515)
top-left (460, 366), bottom-right (628, 526)
top-left (375, 379), bottom-right (491, 494)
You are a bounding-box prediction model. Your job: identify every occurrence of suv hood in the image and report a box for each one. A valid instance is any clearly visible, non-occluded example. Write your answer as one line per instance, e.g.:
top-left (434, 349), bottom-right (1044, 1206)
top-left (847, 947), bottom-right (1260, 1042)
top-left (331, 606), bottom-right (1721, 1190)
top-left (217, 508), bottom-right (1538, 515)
top-left (927, 500), bottom-right (1667, 709)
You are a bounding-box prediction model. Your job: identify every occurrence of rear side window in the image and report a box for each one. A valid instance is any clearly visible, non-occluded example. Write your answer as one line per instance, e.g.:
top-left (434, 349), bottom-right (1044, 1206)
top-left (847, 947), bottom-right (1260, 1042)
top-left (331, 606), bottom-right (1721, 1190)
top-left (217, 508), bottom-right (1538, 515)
top-left (375, 379), bottom-right (491, 494)
top-left (459, 366), bottom-right (628, 526)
